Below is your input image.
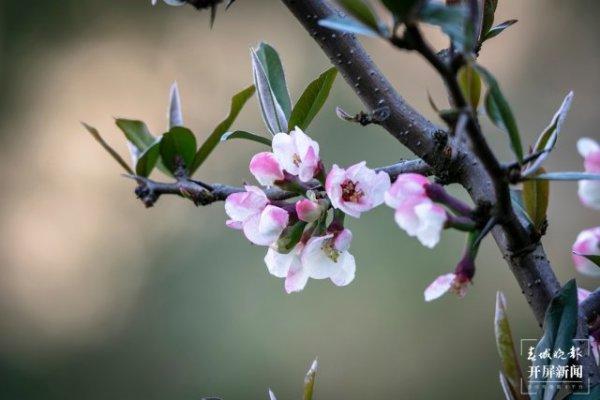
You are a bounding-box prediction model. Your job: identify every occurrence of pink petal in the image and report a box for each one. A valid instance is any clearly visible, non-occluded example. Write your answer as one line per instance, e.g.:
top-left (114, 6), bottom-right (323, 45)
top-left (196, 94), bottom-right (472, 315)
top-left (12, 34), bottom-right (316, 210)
top-left (265, 246), bottom-right (301, 278)
top-left (572, 227), bottom-right (600, 277)
top-left (249, 152), bottom-right (284, 186)
top-left (301, 235), bottom-right (338, 279)
top-left (424, 273), bottom-right (456, 302)
top-left (298, 145), bottom-right (319, 182)
top-left (578, 138), bottom-right (600, 159)
top-left (258, 205), bottom-right (289, 237)
top-left (224, 187), bottom-right (268, 222)
top-left (578, 181), bottom-right (600, 210)
top-left (285, 260), bottom-right (310, 293)
top-left (225, 219), bottom-right (243, 230)
top-left (272, 132), bottom-right (299, 175)
top-left (414, 202), bottom-right (447, 249)
top-left (578, 288), bottom-right (591, 304)
top-left (296, 199), bottom-right (321, 223)
top-left (330, 252), bottom-right (356, 287)
top-left (333, 229), bottom-right (353, 252)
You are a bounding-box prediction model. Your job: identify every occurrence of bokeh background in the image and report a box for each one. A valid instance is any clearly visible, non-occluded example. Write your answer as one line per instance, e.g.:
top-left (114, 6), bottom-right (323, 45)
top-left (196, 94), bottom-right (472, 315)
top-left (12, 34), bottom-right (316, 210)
top-left (0, 1), bottom-right (599, 399)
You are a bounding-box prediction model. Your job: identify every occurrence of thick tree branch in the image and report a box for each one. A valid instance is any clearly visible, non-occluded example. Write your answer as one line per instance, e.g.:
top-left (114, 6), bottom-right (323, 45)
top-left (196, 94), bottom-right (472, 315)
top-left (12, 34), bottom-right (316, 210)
top-left (280, 0), bottom-right (599, 384)
top-left (132, 159), bottom-right (430, 207)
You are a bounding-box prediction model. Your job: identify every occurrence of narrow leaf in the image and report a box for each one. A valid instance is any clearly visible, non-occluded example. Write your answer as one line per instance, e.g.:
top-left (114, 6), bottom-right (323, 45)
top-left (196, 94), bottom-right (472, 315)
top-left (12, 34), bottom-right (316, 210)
top-left (481, 0), bottom-right (498, 39)
top-left (335, 0), bottom-right (380, 31)
top-left (510, 189), bottom-right (534, 229)
top-left (318, 17), bottom-right (380, 37)
top-left (115, 118), bottom-right (172, 176)
top-left (495, 292), bottom-right (527, 399)
top-left (303, 358), bottom-right (318, 400)
top-left (252, 49), bottom-right (288, 134)
top-left (484, 19), bottom-right (518, 42)
top-left (458, 64), bottom-right (482, 110)
top-left (522, 168), bottom-right (549, 232)
top-left (221, 130), bottom-right (272, 146)
top-left (136, 139), bottom-right (161, 177)
top-left (255, 43), bottom-right (292, 119)
top-left (82, 123), bottom-right (133, 174)
top-left (528, 280), bottom-right (578, 400)
top-left (527, 172), bottom-right (600, 181)
top-left (419, 2), bottom-right (472, 51)
top-left (168, 82), bottom-right (184, 129)
top-left (160, 127), bottom-right (197, 174)
top-left (475, 65), bottom-right (524, 162)
top-left (523, 92), bottom-right (574, 176)
top-left (288, 68), bottom-right (338, 131)
top-left (499, 371), bottom-right (517, 400)
top-left (276, 221), bottom-right (307, 254)
top-left (268, 389), bottom-right (277, 400)
top-left (190, 85), bottom-right (256, 173)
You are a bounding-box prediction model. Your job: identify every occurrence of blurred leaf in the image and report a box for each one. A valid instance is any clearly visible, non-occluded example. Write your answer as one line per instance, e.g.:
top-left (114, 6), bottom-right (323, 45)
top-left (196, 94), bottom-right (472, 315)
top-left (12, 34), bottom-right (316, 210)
top-left (528, 280), bottom-right (578, 400)
top-left (268, 389), bottom-right (277, 400)
top-left (82, 122), bottom-right (133, 174)
top-left (381, 0), bottom-right (420, 20)
top-left (136, 139), bottom-right (161, 177)
top-left (499, 371), bottom-right (518, 400)
top-left (190, 85), bottom-right (256, 173)
top-left (523, 92), bottom-right (573, 176)
top-left (116, 119), bottom-right (154, 149)
top-left (510, 189), bottom-right (534, 229)
top-left (495, 292), bottom-right (528, 400)
top-left (458, 64), bottom-right (481, 110)
top-left (160, 126), bottom-right (197, 174)
top-left (252, 48), bottom-right (288, 134)
top-left (318, 17), bottom-right (380, 37)
top-left (335, 0), bottom-right (381, 31)
top-left (169, 82), bottom-right (184, 129)
top-left (527, 172), bottom-right (600, 181)
top-left (221, 130), bottom-right (272, 146)
top-left (573, 253), bottom-right (600, 269)
top-left (255, 43), bottom-right (292, 119)
top-left (481, 0), bottom-right (498, 38)
top-left (288, 68), bottom-right (338, 131)
top-left (483, 19), bottom-right (518, 41)
top-left (475, 64), bottom-right (524, 162)
top-left (276, 221), bottom-right (307, 254)
top-left (522, 168), bottom-right (549, 232)
top-left (303, 358), bottom-right (318, 400)
top-left (419, 2), bottom-right (473, 52)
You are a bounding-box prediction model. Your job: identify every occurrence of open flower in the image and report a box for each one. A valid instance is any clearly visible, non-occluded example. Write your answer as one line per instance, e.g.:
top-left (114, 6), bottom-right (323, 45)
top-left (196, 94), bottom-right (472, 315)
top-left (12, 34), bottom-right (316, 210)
top-left (249, 152), bottom-right (284, 186)
top-left (264, 229), bottom-right (356, 293)
top-left (572, 227), bottom-right (600, 277)
top-left (385, 174), bottom-right (447, 248)
top-left (325, 162), bottom-right (390, 218)
top-left (424, 256), bottom-right (475, 301)
top-left (577, 138), bottom-right (600, 210)
top-left (225, 186), bottom-right (289, 246)
top-left (272, 127), bottom-right (320, 182)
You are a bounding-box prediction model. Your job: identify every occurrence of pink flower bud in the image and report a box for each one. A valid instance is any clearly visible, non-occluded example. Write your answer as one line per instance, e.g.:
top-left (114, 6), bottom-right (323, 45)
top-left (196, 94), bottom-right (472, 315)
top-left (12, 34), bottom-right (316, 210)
top-left (572, 227), bottom-right (600, 277)
top-left (249, 152), bottom-right (284, 186)
top-left (577, 138), bottom-right (600, 210)
top-left (295, 199), bottom-right (322, 223)
top-left (325, 162), bottom-right (391, 218)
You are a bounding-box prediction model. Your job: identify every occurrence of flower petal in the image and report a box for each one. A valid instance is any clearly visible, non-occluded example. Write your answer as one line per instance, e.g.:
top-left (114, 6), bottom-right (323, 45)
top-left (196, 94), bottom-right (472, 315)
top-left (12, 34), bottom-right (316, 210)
top-left (301, 235), bottom-right (339, 279)
top-left (414, 202), bottom-right (447, 249)
top-left (249, 152), bottom-right (284, 186)
top-left (285, 260), bottom-right (310, 293)
top-left (265, 246), bottom-right (300, 278)
top-left (424, 273), bottom-right (456, 302)
top-left (330, 252), bottom-right (356, 287)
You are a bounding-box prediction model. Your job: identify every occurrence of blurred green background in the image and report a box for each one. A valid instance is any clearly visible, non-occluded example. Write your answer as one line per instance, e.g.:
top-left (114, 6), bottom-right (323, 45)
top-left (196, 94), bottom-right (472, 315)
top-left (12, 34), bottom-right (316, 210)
top-left (0, 1), bottom-right (599, 399)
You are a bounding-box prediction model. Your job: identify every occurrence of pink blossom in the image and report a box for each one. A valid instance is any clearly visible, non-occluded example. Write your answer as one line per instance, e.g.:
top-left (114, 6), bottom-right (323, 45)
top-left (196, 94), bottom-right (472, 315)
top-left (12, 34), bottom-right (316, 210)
top-left (264, 229), bottom-right (356, 293)
top-left (572, 227), bottom-right (600, 277)
top-left (249, 152), bottom-right (284, 186)
top-left (424, 273), bottom-right (471, 301)
top-left (577, 138), bottom-right (600, 210)
top-left (272, 127), bottom-right (320, 182)
top-left (295, 198), bottom-right (323, 223)
top-left (325, 162), bottom-right (391, 218)
top-left (225, 186), bottom-right (289, 246)
top-left (384, 174), bottom-right (447, 248)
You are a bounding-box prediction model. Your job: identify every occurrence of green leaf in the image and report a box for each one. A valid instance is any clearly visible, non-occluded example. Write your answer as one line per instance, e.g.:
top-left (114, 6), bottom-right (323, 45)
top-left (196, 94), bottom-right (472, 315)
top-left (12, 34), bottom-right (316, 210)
top-left (484, 19), bottom-right (518, 42)
top-left (168, 82), bottom-right (184, 129)
top-left (288, 68), bottom-right (338, 131)
top-left (335, 0), bottom-right (380, 31)
top-left (419, 2), bottom-right (473, 52)
top-left (136, 139), bottom-right (161, 177)
top-left (255, 43), bottom-right (292, 119)
top-left (318, 17), bottom-right (380, 37)
top-left (160, 127), bottom-right (197, 174)
top-left (510, 189), bottom-right (534, 229)
top-left (528, 280), bottom-right (578, 400)
top-left (523, 92), bottom-right (573, 176)
top-left (475, 64), bottom-right (524, 162)
top-left (481, 0), bottom-right (498, 39)
top-left (527, 172), bottom-right (600, 181)
top-left (381, 0), bottom-right (420, 20)
top-left (115, 118), bottom-right (172, 176)
top-left (495, 292), bottom-right (528, 400)
top-left (82, 122), bottom-right (133, 174)
top-left (252, 48), bottom-right (288, 134)
top-left (276, 221), bottom-right (307, 254)
top-left (221, 130), bottom-right (272, 146)
top-left (303, 358), bottom-right (318, 400)
top-left (189, 85), bottom-right (256, 174)
top-left (522, 168), bottom-right (549, 233)
top-left (458, 64), bottom-right (481, 110)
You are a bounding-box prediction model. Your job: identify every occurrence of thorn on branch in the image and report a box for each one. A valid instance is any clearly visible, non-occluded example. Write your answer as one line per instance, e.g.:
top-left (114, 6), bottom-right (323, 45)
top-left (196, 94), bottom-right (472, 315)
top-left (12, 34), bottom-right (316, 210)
top-left (335, 106), bottom-right (390, 126)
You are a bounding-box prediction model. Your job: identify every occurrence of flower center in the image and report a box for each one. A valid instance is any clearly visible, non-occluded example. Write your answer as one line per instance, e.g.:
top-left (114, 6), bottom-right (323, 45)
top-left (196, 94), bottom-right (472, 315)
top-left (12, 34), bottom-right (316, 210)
top-left (341, 179), bottom-right (363, 203)
top-left (321, 241), bottom-right (340, 262)
top-left (292, 153), bottom-right (302, 167)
